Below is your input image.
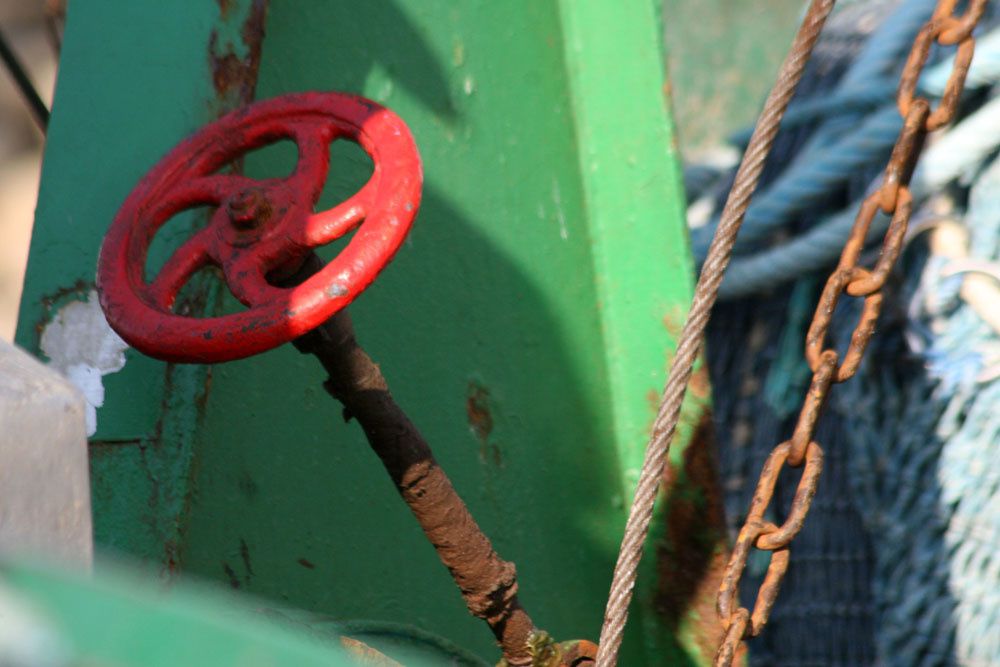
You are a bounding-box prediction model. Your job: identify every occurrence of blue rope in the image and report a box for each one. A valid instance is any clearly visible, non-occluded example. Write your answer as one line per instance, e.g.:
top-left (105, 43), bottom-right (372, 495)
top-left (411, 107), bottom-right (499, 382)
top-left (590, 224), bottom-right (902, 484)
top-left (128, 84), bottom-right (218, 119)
top-left (692, 0), bottom-right (938, 264)
top-left (727, 79), bottom-right (891, 146)
top-left (726, 18), bottom-right (1000, 150)
top-left (834, 153), bottom-right (1000, 665)
top-left (837, 0), bottom-right (939, 87)
top-left (922, 26), bottom-right (1000, 94)
top-left (786, 0), bottom-right (939, 156)
top-left (717, 93), bottom-right (1000, 300)
top-left (912, 93), bottom-right (1000, 194)
top-left (692, 105), bottom-right (901, 260)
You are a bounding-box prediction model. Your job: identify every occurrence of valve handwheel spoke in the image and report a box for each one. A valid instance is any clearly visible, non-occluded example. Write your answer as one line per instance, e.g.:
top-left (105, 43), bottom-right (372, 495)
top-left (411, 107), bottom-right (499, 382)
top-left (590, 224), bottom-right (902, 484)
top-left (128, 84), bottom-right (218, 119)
top-left (289, 121), bottom-right (374, 247)
top-left (144, 226), bottom-right (218, 311)
top-left (303, 179), bottom-right (374, 247)
top-left (289, 121), bottom-right (335, 206)
top-left (220, 252), bottom-right (287, 309)
top-left (141, 175), bottom-right (286, 310)
top-left (97, 92), bottom-right (422, 363)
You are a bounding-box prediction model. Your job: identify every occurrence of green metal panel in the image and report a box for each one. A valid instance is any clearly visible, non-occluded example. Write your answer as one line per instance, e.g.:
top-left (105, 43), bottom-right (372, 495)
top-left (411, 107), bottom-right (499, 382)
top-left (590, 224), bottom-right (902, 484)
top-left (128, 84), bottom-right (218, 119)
top-left (0, 561), bottom-right (365, 666)
top-left (3, 558), bottom-right (485, 665)
top-left (18, 1), bottom-right (712, 664)
top-left (663, 0), bottom-right (806, 151)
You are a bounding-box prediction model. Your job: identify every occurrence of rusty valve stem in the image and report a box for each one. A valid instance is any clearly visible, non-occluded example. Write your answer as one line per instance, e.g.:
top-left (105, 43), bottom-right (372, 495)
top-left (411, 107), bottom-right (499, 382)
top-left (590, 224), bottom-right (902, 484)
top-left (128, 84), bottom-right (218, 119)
top-left (282, 253), bottom-right (543, 665)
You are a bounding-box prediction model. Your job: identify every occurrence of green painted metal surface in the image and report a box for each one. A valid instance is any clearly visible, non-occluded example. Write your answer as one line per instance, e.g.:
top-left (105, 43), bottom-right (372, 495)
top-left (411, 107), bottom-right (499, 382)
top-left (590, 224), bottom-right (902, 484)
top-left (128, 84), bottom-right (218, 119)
top-left (18, 1), bottom-right (713, 664)
top-left (663, 0), bottom-right (806, 152)
top-left (0, 560), bottom-right (368, 666)
top-left (1, 559), bottom-right (480, 666)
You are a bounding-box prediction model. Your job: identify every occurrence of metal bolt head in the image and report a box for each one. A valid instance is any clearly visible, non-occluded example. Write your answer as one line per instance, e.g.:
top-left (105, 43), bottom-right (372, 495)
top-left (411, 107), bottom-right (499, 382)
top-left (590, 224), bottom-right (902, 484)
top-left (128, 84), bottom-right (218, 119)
top-left (226, 187), bottom-right (272, 229)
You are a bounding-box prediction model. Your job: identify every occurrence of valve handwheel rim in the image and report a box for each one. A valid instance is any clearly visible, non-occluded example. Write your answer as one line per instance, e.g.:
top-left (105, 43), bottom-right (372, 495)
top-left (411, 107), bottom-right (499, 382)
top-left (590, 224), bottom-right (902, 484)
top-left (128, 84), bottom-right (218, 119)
top-left (97, 91), bottom-right (422, 363)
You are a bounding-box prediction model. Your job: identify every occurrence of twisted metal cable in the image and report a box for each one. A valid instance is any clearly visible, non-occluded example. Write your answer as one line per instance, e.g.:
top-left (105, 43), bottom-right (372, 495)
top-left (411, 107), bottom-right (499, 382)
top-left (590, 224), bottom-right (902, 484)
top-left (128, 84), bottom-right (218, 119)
top-left (593, 1), bottom-right (837, 664)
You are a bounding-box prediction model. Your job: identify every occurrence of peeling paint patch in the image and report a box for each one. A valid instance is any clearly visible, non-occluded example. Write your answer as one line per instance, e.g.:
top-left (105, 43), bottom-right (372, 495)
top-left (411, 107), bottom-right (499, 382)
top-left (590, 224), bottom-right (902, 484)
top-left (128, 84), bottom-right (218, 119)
top-left (466, 381), bottom-right (503, 467)
top-left (209, 0), bottom-right (268, 115)
top-left (40, 291), bottom-right (129, 436)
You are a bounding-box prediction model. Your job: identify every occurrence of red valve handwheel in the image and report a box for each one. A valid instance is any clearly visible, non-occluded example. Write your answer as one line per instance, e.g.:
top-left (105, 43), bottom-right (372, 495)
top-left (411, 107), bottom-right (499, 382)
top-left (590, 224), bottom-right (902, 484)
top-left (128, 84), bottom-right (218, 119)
top-left (97, 92), bottom-right (421, 363)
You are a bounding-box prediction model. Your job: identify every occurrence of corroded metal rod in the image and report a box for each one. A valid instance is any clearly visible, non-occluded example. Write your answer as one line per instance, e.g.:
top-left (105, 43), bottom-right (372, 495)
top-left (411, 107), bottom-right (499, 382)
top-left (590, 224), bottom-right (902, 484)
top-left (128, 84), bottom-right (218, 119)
top-left (284, 254), bottom-right (536, 665)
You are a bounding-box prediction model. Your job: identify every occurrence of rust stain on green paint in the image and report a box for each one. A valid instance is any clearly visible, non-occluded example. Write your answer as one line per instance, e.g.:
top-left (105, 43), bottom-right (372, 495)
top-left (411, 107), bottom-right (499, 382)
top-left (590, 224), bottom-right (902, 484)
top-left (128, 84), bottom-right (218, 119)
top-left (655, 409), bottom-right (730, 662)
top-left (209, 0), bottom-right (269, 113)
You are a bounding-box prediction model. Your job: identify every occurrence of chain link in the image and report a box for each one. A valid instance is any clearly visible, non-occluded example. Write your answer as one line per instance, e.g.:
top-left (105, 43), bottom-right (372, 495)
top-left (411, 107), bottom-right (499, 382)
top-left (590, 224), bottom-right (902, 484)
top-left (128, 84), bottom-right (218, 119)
top-left (714, 2), bottom-right (988, 664)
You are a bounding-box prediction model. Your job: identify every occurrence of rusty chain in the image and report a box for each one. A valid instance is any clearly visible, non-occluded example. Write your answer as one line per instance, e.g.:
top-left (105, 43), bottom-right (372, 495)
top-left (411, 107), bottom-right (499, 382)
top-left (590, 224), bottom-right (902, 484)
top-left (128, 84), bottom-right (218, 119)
top-left (714, 2), bottom-right (989, 664)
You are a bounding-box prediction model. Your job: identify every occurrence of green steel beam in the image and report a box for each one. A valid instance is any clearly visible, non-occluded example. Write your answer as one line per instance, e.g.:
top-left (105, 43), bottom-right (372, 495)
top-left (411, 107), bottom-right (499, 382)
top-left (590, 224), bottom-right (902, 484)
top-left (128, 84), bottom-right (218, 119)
top-left (0, 561), bottom-right (365, 666)
top-left (3, 559), bottom-right (483, 665)
top-left (557, 2), bottom-right (711, 662)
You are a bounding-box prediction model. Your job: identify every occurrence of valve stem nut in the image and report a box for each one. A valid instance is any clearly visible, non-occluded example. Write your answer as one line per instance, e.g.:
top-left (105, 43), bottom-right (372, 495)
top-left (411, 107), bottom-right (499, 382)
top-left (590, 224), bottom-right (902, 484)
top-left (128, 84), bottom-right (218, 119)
top-left (227, 187), bottom-right (272, 229)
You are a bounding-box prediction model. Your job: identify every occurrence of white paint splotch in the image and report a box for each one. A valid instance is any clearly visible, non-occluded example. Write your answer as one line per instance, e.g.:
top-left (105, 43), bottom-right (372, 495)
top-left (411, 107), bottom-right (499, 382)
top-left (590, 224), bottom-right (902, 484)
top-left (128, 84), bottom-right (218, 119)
top-left (40, 291), bottom-right (128, 436)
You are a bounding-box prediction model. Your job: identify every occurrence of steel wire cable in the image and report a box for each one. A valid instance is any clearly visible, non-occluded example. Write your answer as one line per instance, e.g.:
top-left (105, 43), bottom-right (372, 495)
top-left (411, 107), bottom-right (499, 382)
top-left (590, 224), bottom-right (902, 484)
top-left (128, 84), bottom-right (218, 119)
top-left (593, 2), bottom-right (837, 664)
